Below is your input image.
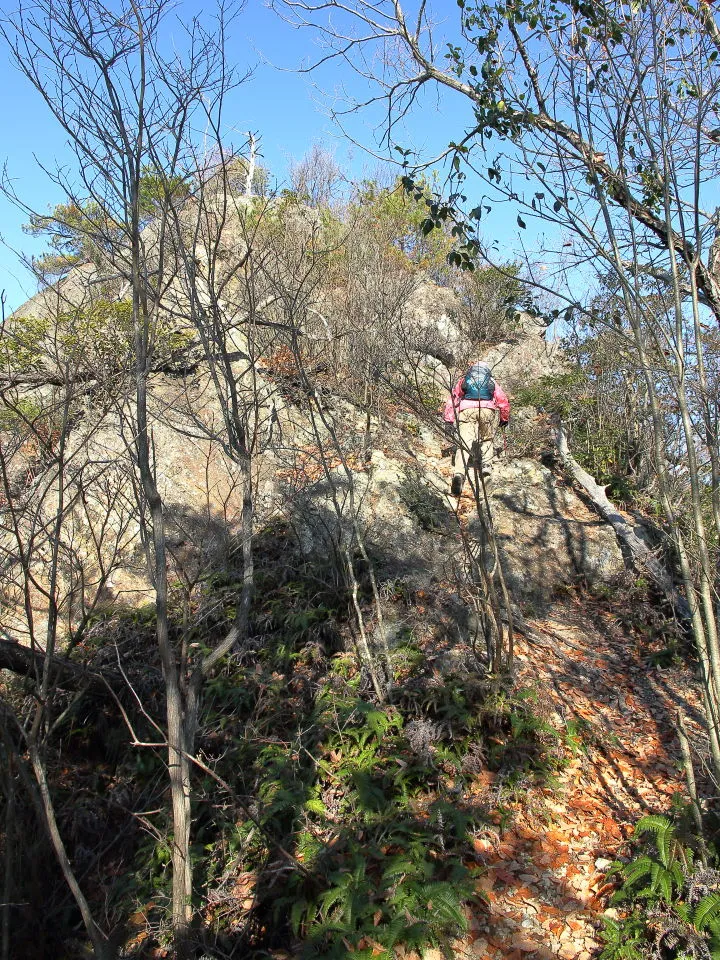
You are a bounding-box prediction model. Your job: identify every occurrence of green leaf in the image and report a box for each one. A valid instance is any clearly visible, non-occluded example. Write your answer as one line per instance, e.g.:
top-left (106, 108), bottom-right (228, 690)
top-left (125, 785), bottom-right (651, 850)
top-left (634, 814), bottom-right (673, 837)
top-left (695, 893), bottom-right (720, 932)
top-left (622, 854), bottom-right (654, 886)
top-left (290, 898), bottom-right (307, 935)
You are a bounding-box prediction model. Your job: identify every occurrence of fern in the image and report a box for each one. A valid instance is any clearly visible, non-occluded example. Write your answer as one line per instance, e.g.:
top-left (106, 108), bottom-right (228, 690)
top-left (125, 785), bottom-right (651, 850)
top-left (318, 882), bottom-right (348, 919)
top-left (635, 814), bottom-right (682, 871)
top-left (695, 893), bottom-right (720, 932)
top-left (291, 898), bottom-right (309, 936)
top-left (634, 814), bottom-right (674, 838)
top-left (614, 823), bottom-right (685, 905)
top-left (620, 854), bottom-right (654, 887)
top-left (382, 856), bottom-right (420, 881)
top-left (599, 914), bottom-right (647, 960)
top-left (648, 861), bottom-right (675, 903)
top-left (600, 811), bottom-right (718, 960)
top-left (421, 883), bottom-right (468, 930)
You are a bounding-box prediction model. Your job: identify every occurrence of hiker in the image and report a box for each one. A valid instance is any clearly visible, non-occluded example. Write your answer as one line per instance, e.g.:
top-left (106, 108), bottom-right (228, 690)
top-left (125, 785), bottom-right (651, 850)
top-left (443, 361), bottom-right (510, 495)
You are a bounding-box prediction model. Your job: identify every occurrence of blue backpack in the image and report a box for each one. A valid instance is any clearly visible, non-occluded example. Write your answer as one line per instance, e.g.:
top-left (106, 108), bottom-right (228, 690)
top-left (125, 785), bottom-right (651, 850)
top-left (462, 364), bottom-right (495, 401)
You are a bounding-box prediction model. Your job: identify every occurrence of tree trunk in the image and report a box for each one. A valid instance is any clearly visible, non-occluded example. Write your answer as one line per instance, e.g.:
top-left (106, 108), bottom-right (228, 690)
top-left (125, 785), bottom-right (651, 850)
top-left (30, 745), bottom-right (115, 960)
top-left (552, 419), bottom-right (691, 621)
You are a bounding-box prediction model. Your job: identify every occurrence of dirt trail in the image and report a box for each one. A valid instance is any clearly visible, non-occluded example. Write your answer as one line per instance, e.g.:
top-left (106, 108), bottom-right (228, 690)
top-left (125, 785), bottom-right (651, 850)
top-left (409, 435), bottom-right (702, 959)
top-left (452, 598), bottom-right (698, 960)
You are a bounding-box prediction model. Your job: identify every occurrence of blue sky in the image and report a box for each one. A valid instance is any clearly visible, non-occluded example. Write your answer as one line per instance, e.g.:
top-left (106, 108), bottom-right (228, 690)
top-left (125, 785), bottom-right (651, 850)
top-left (0, 0), bottom-right (535, 313)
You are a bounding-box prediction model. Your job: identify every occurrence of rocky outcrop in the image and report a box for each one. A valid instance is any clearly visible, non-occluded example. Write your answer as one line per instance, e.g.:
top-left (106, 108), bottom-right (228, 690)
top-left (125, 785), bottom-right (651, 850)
top-left (3, 268), bottom-right (629, 646)
top-left (490, 458), bottom-right (624, 604)
top-left (289, 440), bottom-right (625, 623)
top-left (483, 312), bottom-right (565, 391)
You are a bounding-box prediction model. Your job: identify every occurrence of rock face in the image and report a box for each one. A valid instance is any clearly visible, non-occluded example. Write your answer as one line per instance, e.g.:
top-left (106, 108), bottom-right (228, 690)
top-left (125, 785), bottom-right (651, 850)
top-left (403, 281), bottom-right (463, 365)
top-left (490, 459), bottom-right (624, 604)
top-left (4, 273), bottom-right (627, 643)
top-left (484, 312), bottom-right (566, 391)
top-left (289, 446), bottom-right (624, 620)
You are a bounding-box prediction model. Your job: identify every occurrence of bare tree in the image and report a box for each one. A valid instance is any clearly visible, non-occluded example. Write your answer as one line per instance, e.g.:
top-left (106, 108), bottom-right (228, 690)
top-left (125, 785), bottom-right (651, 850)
top-left (0, 0), bottom-right (272, 953)
top-left (289, 143), bottom-right (343, 208)
top-left (0, 287), bottom-right (136, 958)
top-left (287, 212), bottom-right (397, 694)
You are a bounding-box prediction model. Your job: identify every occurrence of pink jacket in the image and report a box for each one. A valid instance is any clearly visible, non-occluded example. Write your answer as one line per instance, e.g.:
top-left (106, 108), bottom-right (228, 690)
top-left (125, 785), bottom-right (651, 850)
top-left (443, 378), bottom-right (511, 425)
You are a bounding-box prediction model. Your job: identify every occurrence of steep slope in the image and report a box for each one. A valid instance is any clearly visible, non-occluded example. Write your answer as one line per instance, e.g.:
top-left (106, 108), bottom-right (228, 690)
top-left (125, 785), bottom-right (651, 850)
top-left (3, 267), bottom-right (701, 960)
top-left (456, 594), bottom-right (695, 960)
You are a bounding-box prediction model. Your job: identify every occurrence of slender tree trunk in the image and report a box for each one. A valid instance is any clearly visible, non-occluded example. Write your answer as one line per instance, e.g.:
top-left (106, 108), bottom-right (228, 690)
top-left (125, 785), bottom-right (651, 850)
top-left (677, 712), bottom-right (708, 860)
top-left (1, 744), bottom-right (14, 960)
top-left (135, 369), bottom-right (193, 954)
top-left (30, 745), bottom-right (114, 960)
top-left (245, 132), bottom-right (256, 198)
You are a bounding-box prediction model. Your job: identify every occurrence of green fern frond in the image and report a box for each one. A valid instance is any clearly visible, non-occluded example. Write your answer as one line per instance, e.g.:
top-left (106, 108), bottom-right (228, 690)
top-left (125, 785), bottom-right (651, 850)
top-left (654, 864), bottom-right (673, 903)
top-left (656, 820), bottom-right (677, 868)
top-left (635, 815), bottom-right (676, 867)
top-left (622, 855), bottom-right (654, 886)
top-left (378, 913), bottom-right (407, 945)
top-left (676, 901), bottom-right (691, 923)
top-left (319, 882), bottom-right (350, 919)
top-left (421, 883), bottom-right (467, 930)
top-left (382, 856), bottom-right (429, 882)
top-left (635, 814), bottom-right (674, 838)
top-left (694, 893), bottom-right (720, 932)
top-left (291, 898), bottom-right (308, 936)
top-left (364, 709), bottom-right (393, 736)
top-left (635, 885), bottom-right (656, 899)
top-left (615, 944), bottom-right (644, 960)
top-left (670, 861), bottom-right (685, 890)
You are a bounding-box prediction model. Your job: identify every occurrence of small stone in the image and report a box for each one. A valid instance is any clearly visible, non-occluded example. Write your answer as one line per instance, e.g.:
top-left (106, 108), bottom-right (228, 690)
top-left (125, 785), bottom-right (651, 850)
top-left (595, 857), bottom-right (613, 871)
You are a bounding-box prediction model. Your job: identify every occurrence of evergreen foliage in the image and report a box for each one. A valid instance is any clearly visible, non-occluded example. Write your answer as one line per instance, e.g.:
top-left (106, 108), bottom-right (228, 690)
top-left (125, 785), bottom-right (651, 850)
top-left (601, 814), bottom-right (720, 960)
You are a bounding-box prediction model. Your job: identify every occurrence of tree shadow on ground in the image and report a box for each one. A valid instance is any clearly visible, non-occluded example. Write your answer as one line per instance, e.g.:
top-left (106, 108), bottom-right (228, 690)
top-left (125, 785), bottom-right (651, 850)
top-left (6, 489), bottom-right (694, 960)
top-left (513, 591), bottom-right (705, 829)
top-left (490, 471), bottom-right (621, 616)
top-left (175, 518), bottom-right (583, 959)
